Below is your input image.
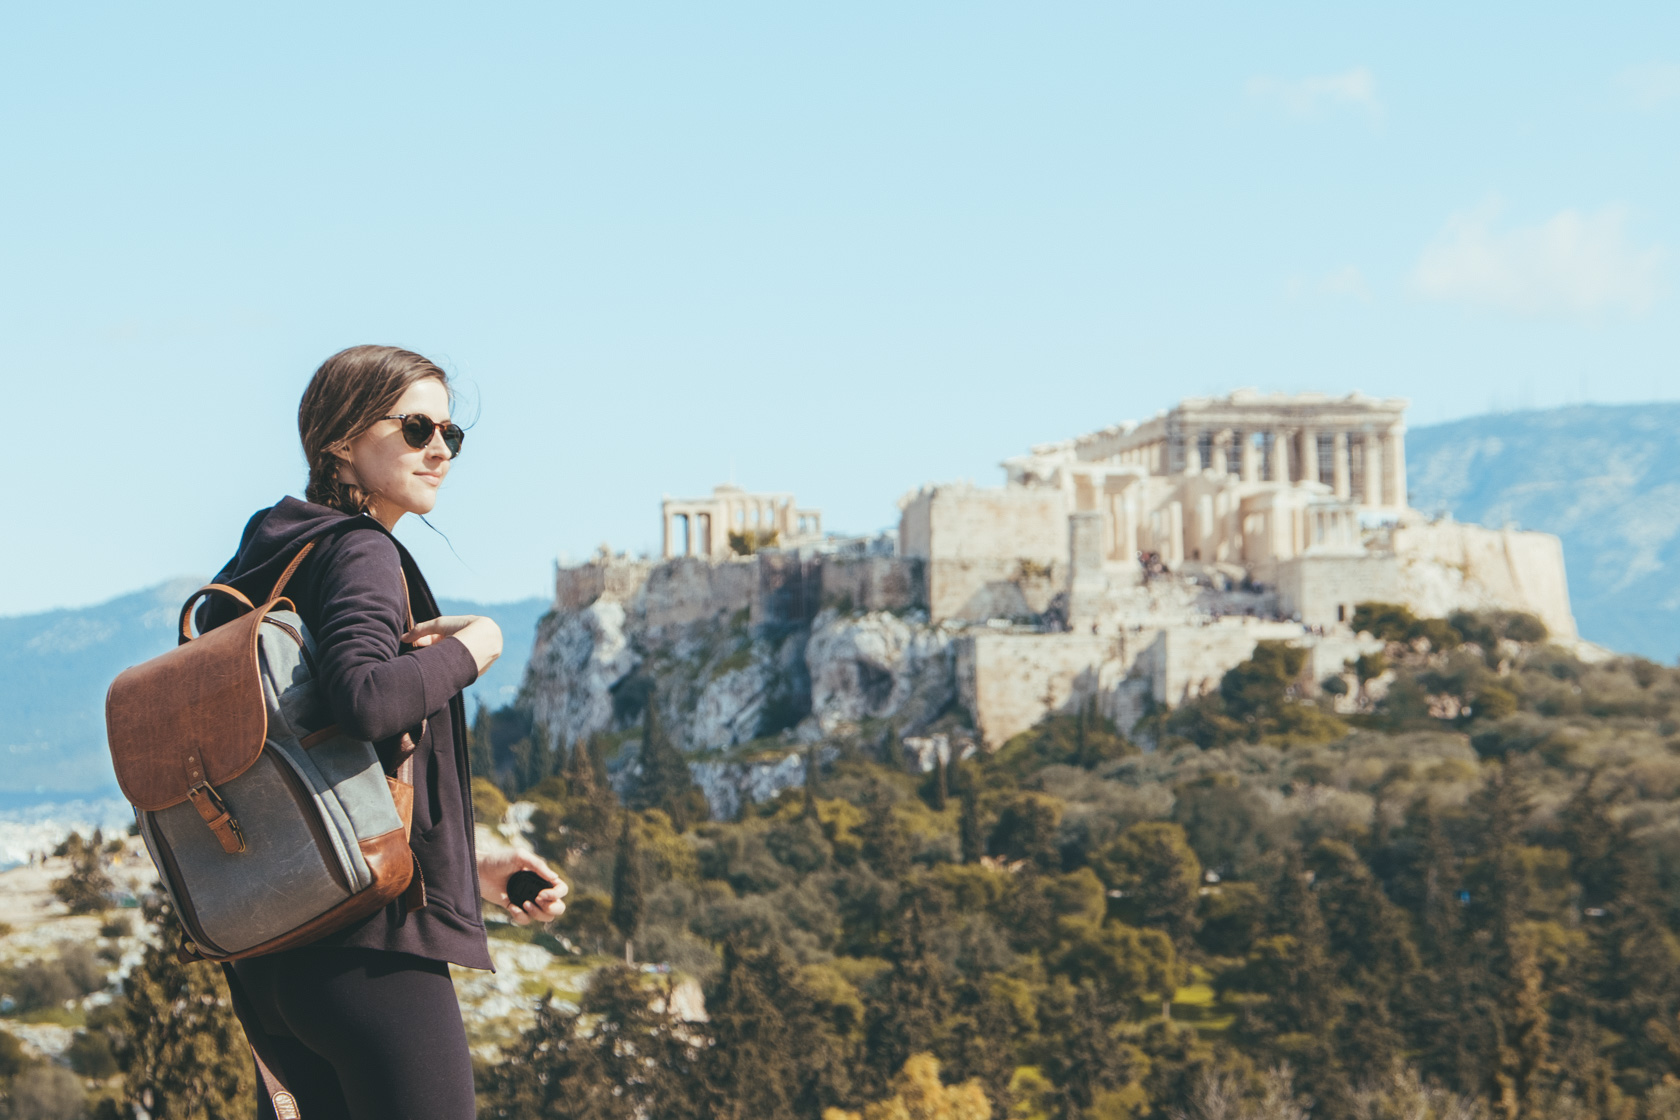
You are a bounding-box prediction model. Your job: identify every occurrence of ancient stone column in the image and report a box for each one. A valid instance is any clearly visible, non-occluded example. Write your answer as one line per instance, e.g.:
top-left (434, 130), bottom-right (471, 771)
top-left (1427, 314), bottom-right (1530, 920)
top-left (1068, 512), bottom-right (1106, 630)
top-left (1166, 501), bottom-right (1184, 566)
top-left (1332, 431), bottom-right (1350, 500)
top-left (1384, 425), bottom-right (1407, 509)
top-left (1211, 429), bottom-right (1231, 475)
top-left (1271, 429), bottom-right (1292, 483)
top-left (1362, 433), bottom-right (1383, 508)
top-left (1300, 427), bottom-right (1320, 485)
top-left (1241, 433), bottom-right (1259, 482)
top-left (662, 512), bottom-right (673, 559)
top-left (1184, 433), bottom-right (1202, 474)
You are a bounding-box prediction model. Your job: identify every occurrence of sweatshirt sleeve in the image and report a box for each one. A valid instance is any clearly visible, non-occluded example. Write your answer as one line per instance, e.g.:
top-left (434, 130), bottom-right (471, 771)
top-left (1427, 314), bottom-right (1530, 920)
top-left (310, 531), bottom-right (481, 743)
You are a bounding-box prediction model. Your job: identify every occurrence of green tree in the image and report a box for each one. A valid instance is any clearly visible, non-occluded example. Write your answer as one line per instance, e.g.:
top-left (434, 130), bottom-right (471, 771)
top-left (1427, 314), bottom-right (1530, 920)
top-left (611, 815), bottom-right (644, 960)
top-left (860, 784), bottom-right (913, 881)
top-left (957, 773), bottom-right (983, 866)
top-left (865, 902), bottom-right (949, 1094)
top-left (631, 694), bottom-right (708, 831)
top-left (480, 965), bottom-right (701, 1120)
top-left (50, 830), bottom-right (114, 914)
top-left (987, 792), bottom-right (1062, 872)
top-left (706, 939), bottom-right (855, 1119)
top-left (99, 902), bottom-right (254, 1120)
top-left (1043, 982), bottom-right (1146, 1119)
top-left (1095, 821), bottom-right (1203, 949)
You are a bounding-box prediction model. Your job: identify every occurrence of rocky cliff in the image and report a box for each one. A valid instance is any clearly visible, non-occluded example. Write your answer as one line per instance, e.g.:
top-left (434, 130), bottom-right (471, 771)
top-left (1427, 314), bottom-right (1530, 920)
top-left (522, 589), bottom-right (963, 816)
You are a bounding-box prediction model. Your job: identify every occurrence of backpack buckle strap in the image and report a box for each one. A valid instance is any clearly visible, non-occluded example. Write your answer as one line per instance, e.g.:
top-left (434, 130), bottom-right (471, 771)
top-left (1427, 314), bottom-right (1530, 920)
top-left (185, 780), bottom-right (246, 854)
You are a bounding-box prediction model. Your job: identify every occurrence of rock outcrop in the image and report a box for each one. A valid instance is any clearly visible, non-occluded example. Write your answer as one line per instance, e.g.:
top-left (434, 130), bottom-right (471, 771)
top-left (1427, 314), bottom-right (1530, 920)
top-left (802, 609), bottom-right (957, 736)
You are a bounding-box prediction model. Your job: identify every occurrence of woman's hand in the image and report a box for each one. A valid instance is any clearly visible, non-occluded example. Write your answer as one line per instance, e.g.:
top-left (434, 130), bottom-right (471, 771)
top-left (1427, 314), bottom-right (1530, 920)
top-left (404, 615), bottom-right (502, 676)
top-left (478, 848), bottom-right (567, 926)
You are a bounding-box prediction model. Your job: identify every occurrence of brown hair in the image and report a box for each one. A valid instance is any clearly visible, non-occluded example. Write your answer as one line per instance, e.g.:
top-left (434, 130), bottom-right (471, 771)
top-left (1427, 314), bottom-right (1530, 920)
top-left (298, 345), bottom-right (452, 513)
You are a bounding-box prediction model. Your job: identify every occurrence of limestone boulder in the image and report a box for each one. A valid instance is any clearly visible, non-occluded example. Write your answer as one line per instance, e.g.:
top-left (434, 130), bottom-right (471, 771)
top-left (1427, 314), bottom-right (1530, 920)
top-left (688, 750), bottom-right (810, 821)
top-left (688, 656), bottom-right (775, 751)
top-left (523, 598), bottom-right (638, 747)
top-left (804, 609), bottom-right (956, 734)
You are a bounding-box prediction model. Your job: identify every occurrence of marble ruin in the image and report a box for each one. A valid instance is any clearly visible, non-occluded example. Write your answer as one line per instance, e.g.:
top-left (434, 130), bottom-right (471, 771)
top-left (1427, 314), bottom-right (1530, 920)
top-left (545, 391), bottom-right (1578, 761)
top-left (661, 484), bottom-right (823, 560)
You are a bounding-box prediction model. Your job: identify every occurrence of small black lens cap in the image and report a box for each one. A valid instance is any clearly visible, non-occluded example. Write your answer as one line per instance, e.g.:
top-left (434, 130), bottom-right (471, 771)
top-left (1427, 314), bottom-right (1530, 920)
top-left (506, 869), bottom-right (548, 910)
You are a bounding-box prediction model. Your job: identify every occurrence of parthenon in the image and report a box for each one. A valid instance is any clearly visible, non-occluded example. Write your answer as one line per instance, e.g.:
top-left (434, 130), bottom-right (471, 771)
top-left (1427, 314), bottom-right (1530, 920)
top-left (999, 389), bottom-right (1408, 572)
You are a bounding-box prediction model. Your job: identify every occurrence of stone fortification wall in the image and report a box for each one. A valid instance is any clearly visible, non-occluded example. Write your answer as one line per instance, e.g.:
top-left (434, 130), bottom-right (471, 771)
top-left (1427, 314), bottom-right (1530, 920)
top-left (1140, 621), bottom-right (1308, 707)
top-left (555, 558), bottom-right (655, 611)
top-left (957, 618), bottom-right (1320, 747)
top-left (818, 555), bottom-right (924, 615)
top-left (639, 557), bottom-right (756, 628)
top-left (956, 632), bottom-right (1121, 749)
top-left (1276, 555), bottom-right (1402, 628)
top-left (750, 554), bottom-right (821, 629)
top-left (900, 484), bottom-right (1068, 623)
top-left (1392, 521), bottom-right (1577, 639)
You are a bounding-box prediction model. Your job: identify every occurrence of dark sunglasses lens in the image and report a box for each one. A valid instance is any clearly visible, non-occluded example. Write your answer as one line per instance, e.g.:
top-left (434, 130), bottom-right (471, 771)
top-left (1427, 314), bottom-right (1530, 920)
top-left (400, 416), bottom-right (435, 449)
top-left (399, 416), bottom-right (464, 458)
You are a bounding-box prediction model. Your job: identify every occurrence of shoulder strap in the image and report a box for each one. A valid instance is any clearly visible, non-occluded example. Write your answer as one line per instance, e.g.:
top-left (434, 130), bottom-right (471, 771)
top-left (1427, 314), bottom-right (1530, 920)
top-left (221, 964), bottom-right (303, 1119)
top-left (268, 541), bottom-right (316, 603)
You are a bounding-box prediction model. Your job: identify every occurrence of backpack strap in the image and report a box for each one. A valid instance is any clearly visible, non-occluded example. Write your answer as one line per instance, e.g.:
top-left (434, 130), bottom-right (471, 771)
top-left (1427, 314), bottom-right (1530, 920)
top-left (221, 964), bottom-right (303, 1119)
top-left (267, 540), bottom-right (317, 603)
top-left (176, 586), bottom-right (256, 645)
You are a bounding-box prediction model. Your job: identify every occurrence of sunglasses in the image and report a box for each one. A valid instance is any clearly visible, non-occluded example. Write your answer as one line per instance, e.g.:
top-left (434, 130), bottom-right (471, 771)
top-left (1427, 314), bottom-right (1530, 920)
top-left (379, 414), bottom-right (465, 458)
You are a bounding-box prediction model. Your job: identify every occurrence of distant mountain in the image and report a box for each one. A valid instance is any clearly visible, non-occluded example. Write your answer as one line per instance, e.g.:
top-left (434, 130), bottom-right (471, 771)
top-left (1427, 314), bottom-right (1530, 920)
top-left (0, 582), bottom-right (549, 800)
top-left (1408, 403), bottom-right (1680, 662)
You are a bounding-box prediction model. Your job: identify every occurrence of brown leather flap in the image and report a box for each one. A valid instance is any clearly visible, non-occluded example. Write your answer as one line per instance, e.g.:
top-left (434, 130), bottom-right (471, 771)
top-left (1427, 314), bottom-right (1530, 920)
top-left (106, 598), bottom-right (270, 811)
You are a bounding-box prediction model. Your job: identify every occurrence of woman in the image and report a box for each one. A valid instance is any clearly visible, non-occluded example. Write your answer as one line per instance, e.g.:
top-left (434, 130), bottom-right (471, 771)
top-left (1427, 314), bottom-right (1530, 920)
top-left (202, 345), bottom-right (567, 1119)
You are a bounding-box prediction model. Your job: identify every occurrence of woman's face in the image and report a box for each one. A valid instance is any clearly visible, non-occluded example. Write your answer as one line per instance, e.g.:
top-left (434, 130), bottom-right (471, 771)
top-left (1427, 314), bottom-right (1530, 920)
top-left (336, 377), bottom-right (454, 529)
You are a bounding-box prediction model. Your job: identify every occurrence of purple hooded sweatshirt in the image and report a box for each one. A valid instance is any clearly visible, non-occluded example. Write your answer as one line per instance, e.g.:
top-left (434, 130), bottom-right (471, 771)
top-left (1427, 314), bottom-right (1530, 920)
top-left (200, 496), bottom-right (492, 970)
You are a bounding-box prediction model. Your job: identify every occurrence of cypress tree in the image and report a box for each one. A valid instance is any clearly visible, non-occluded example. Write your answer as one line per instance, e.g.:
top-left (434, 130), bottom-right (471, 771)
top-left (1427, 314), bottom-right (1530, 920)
top-left (104, 903), bottom-right (255, 1120)
top-left (859, 784), bottom-right (912, 881)
top-left (883, 726), bottom-right (905, 770)
top-left (1046, 982), bottom-right (1143, 1117)
top-left (958, 772), bottom-right (982, 865)
top-left (1261, 847), bottom-right (1339, 1040)
top-left (611, 815), bottom-right (643, 962)
top-left (469, 701), bottom-right (496, 779)
top-left (864, 901), bottom-right (948, 1093)
top-left (925, 751), bottom-right (949, 812)
top-left (565, 736), bottom-right (595, 794)
top-left (1465, 771), bottom-right (1550, 1117)
top-left (802, 748), bottom-right (819, 820)
top-left (633, 692), bottom-right (706, 830)
top-left (705, 939), bottom-right (797, 1120)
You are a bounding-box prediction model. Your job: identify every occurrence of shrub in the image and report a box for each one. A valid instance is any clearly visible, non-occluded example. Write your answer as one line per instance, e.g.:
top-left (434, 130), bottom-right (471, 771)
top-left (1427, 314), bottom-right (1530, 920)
top-left (1352, 602), bottom-right (1420, 643)
top-left (50, 831), bottom-right (113, 915)
top-left (68, 1028), bottom-right (119, 1078)
top-left (10, 960), bottom-right (78, 1011)
top-left (471, 776), bottom-right (510, 824)
top-left (7, 1064), bottom-right (87, 1120)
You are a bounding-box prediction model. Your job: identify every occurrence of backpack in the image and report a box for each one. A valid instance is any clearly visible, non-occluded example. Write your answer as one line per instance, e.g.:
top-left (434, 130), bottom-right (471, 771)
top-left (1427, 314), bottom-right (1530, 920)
top-left (105, 540), bottom-right (424, 963)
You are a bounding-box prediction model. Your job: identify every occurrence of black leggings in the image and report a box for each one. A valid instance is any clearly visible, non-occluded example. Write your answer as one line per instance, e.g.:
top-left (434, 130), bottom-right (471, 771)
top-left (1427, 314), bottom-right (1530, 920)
top-left (230, 948), bottom-right (476, 1120)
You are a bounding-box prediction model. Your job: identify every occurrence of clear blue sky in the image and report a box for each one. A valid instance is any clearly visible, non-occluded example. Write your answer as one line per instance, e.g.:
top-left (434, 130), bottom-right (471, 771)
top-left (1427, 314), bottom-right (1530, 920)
top-left (4, 3), bottom-right (1676, 615)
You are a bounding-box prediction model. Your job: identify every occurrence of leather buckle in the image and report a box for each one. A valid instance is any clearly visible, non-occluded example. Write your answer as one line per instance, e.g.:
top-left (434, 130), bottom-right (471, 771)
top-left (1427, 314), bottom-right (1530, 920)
top-left (185, 780), bottom-right (246, 854)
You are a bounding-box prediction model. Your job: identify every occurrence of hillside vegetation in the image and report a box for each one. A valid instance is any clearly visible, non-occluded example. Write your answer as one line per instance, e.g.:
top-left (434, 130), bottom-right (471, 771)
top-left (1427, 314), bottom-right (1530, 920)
top-left (464, 604), bottom-right (1680, 1120)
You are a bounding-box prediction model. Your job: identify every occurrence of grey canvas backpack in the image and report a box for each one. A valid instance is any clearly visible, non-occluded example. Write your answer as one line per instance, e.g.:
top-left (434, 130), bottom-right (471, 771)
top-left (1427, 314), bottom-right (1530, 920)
top-left (105, 540), bottom-right (424, 963)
